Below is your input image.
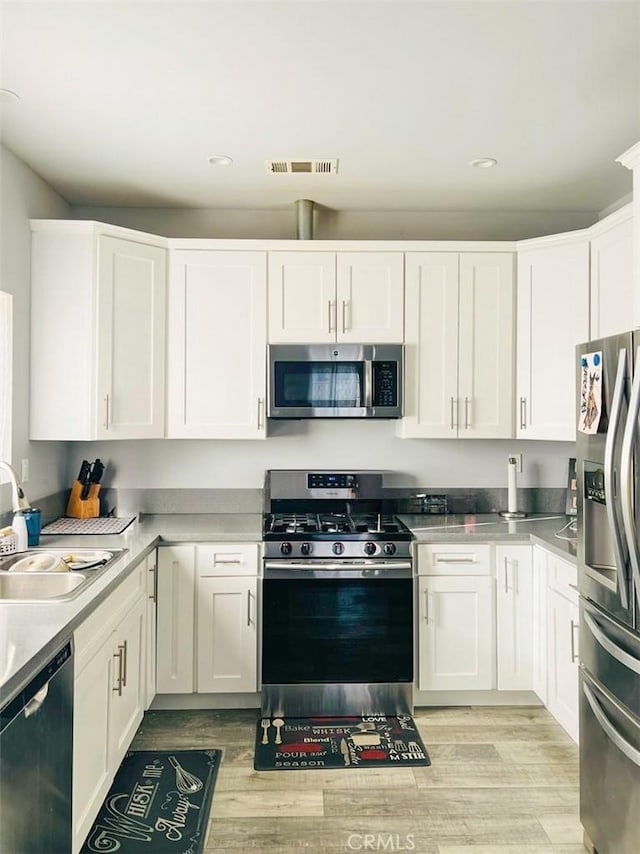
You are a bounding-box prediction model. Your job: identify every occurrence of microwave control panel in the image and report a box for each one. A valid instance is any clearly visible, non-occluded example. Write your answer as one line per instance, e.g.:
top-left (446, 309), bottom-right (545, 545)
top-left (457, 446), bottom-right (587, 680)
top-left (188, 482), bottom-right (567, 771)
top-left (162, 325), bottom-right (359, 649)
top-left (373, 361), bottom-right (398, 407)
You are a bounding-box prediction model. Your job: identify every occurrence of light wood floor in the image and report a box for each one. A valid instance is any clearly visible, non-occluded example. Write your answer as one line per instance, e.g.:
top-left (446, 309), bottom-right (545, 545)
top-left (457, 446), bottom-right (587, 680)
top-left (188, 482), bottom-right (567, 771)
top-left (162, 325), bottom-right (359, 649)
top-left (130, 705), bottom-right (584, 854)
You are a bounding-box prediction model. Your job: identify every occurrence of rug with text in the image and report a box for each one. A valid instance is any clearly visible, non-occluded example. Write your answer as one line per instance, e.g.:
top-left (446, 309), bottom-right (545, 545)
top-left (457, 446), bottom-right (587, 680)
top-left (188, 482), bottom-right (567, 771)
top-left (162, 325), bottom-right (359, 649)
top-left (254, 714), bottom-right (431, 770)
top-left (81, 749), bottom-right (221, 854)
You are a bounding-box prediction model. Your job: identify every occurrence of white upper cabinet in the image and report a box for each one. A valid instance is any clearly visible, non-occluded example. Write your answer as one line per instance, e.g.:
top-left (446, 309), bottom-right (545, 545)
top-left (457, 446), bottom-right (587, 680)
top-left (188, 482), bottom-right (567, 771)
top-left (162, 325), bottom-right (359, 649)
top-left (268, 250), bottom-right (404, 343)
top-left (516, 233), bottom-right (590, 441)
top-left (30, 222), bottom-right (166, 440)
top-left (589, 204), bottom-right (634, 339)
top-left (401, 251), bottom-right (514, 438)
top-left (167, 249), bottom-right (267, 439)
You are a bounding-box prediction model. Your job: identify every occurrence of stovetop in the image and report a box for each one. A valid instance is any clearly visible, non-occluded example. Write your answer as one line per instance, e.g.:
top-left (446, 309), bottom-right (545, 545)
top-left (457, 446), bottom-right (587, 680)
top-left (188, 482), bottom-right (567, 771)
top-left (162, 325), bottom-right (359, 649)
top-left (264, 512), bottom-right (411, 540)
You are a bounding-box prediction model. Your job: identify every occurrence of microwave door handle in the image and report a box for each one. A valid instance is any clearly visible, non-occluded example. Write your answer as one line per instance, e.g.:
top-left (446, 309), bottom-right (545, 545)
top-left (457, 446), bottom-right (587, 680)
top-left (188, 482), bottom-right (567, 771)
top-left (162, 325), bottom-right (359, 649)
top-left (364, 361), bottom-right (373, 410)
top-left (620, 346), bottom-right (640, 609)
top-left (605, 347), bottom-right (630, 608)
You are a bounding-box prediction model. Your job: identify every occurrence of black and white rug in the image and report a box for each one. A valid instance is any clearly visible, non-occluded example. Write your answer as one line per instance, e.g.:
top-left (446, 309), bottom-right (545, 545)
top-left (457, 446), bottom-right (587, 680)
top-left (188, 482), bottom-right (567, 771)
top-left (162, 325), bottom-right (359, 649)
top-left (254, 714), bottom-right (431, 770)
top-left (81, 749), bottom-right (221, 854)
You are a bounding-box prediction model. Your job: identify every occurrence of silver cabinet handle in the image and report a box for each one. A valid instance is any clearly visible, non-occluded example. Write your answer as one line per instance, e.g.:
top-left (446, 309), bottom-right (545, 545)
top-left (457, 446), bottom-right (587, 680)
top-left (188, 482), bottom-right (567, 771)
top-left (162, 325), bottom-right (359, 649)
top-left (342, 299), bottom-right (351, 332)
top-left (464, 397), bottom-right (470, 429)
top-left (583, 682), bottom-right (640, 768)
top-left (424, 589), bottom-right (429, 624)
top-left (519, 397), bottom-right (527, 430)
top-left (504, 557), bottom-right (509, 593)
top-left (148, 562), bottom-right (157, 604)
top-left (247, 589), bottom-right (254, 626)
top-left (604, 349), bottom-right (629, 607)
top-left (436, 557), bottom-right (476, 565)
top-left (257, 397), bottom-right (265, 430)
top-left (113, 646), bottom-right (124, 696)
top-left (621, 346), bottom-right (640, 609)
top-left (450, 397), bottom-right (457, 431)
top-left (570, 620), bottom-right (579, 663)
top-left (328, 299), bottom-right (333, 332)
top-left (121, 639), bottom-right (128, 687)
top-left (583, 610), bottom-right (640, 674)
top-left (104, 394), bottom-right (110, 429)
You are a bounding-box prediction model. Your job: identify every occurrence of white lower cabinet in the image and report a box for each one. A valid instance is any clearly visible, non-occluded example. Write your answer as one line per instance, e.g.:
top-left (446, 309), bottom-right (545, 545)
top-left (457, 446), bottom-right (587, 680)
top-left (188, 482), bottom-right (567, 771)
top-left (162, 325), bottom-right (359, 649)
top-left (73, 564), bottom-right (146, 853)
top-left (145, 550), bottom-right (158, 709)
top-left (156, 543), bottom-right (259, 696)
top-left (417, 544), bottom-right (495, 691)
top-left (546, 552), bottom-right (579, 742)
top-left (495, 545), bottom-right (534, 690)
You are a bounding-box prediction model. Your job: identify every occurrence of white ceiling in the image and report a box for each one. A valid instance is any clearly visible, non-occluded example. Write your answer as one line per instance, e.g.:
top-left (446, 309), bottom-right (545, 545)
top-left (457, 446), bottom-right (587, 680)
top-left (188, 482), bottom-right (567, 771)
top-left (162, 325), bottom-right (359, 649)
top-left (1, 0), bottom-right (639, 213)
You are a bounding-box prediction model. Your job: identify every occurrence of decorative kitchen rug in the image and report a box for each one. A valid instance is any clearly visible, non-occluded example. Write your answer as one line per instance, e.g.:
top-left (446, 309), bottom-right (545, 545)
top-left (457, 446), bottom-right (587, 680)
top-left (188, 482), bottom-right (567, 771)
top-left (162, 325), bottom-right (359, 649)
top-left (254, 714), bottom-right (430, 770)
top-left (80, 749), bottom-right (221, 854)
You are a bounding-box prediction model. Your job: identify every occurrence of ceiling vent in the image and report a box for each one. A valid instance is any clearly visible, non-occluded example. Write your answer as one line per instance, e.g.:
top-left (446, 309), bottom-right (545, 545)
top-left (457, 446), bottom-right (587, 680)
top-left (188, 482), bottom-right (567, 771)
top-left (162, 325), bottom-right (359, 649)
top-left (265, 159), bottom-right (338, 175)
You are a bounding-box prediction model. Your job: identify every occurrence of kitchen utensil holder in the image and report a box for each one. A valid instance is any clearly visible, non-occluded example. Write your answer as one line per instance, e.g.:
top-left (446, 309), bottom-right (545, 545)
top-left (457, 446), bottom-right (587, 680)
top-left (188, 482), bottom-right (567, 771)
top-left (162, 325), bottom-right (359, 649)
top-left (66, 481), bottom-right (100, 519)
top-left (0, 533), bottom-right (18, 555)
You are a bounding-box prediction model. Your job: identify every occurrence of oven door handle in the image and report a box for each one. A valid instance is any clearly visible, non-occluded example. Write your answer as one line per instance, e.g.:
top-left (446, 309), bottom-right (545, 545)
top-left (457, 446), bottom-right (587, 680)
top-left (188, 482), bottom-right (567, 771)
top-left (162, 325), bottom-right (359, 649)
top-left (264, 562), bottom-right (413, 579)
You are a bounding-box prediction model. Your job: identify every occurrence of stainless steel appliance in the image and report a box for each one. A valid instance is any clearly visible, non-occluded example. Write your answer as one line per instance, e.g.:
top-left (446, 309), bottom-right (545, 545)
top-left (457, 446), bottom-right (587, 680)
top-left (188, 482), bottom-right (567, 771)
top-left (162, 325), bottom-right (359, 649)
top-left (261, 470), bottom-right (414, 717)
top-left (576, 332), bottom-right (640, 854)
top-left (268, 344), bottom-right (403, 418)
top-left (0, 639), bottom-right (73, 853)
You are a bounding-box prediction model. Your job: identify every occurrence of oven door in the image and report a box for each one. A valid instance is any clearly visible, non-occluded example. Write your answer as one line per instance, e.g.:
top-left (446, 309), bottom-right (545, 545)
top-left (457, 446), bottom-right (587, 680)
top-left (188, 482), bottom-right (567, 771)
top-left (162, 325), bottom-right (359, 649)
top-left (261, 563), bottom-right (414, 685)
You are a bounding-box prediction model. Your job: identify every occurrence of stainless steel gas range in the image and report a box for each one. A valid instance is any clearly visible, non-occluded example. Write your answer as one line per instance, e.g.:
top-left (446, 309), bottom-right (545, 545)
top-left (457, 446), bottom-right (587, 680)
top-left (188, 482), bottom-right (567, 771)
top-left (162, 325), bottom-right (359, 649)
top-left (260, 470), bottom-right (414, 718)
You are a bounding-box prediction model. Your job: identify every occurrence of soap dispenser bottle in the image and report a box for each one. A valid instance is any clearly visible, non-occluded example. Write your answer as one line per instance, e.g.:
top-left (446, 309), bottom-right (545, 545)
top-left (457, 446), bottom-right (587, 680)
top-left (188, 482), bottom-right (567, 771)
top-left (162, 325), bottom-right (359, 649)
top-left (11, 509), bottom-right (28, 551)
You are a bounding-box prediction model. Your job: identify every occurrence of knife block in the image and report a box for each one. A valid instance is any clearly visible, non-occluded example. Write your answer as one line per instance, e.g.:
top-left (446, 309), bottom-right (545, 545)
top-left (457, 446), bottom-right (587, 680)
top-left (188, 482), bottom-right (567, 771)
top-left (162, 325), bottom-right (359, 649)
top-left (66, 481), bottom-right (100, 519)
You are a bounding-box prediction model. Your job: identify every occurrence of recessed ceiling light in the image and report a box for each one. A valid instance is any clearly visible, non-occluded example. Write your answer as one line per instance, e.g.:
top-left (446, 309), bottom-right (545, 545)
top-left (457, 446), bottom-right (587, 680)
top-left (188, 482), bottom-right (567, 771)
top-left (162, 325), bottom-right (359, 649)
top-left (0, 89), bottom-right (20, 104)
top-left (470, 157), bottom-right (498, 168)
top-left (207, 154), bottom-right (233, 167)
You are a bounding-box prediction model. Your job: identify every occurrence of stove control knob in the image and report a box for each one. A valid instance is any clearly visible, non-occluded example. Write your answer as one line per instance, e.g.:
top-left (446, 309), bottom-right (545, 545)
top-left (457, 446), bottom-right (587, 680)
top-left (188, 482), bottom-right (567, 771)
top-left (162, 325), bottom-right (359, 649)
top-left (300, 542), bottom-right (312, 556)
top-left (332, 542), bottom-right (345, 556)
top-left (383, 542), bottom-right (396, 556)
top-left (364, 541), bottom-right (377, 556)
top-left (280, 542), bottom-right (292, 556)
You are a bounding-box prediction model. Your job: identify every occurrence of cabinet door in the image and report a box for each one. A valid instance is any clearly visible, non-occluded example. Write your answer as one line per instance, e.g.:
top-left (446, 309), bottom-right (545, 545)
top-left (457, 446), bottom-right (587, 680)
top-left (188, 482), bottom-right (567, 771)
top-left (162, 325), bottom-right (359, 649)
top-left (336, 252), bottom-right (404, 342)
top-left (400, 252), bottom-right (459, 437)
top-left (590, 210), bottom-right (634, 339)
top-left (97, 236), bottom-right (166, 439)
top-left (145, 551), bottom-right (157, 710)
top-left (495, 545), bottom-right (534, 690)
top-left (157, 546), bottom-right (196, 694)
top-left (458, 253), bottom-right (514, 438)
top-left (73, 638), bottom-right (113, 853)
top-left (108, 596), bottom-right (145, 768)
top-left (167, 250), bottom-right (267, 438)
top-left (516, 238), bottom-right (589, 440)
top-left (532, 545), bottom-right (548, 704)
top-left (197, 577), bottom-right (258, 693)
top-left (418, 575), bottom-right (495, 691)
top-left (547, 587), bottom-right (579, 742)
top-left (268, 251), bottom-right (336, 342)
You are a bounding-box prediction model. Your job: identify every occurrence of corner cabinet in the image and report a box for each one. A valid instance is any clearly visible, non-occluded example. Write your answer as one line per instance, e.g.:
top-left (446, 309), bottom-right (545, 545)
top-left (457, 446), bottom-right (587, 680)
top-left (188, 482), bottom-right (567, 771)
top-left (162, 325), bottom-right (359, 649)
top-left (516, 232), bottom-right (589, 441)
top-left (400, 252), bottom-right (514, 438)
top-left (167, 249), bottom-right (267, 439)
top-left (589, 204), bottom-right (634, 340)
top-left (30, 221), bottom-right (166, 440)
top-left (267, 250), bottom-right (404, 343)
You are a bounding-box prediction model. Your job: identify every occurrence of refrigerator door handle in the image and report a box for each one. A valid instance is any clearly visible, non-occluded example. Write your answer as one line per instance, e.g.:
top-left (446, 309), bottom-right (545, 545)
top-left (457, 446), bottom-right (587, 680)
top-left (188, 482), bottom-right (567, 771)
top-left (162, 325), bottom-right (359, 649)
top-left (605, 347), bottom-right (630, 608)
top-left (583, 611), bottom-right (640, 675)
top-left (583, 682), bottom-right (640, 769)
top-left (620, 345), bottom-right (640, 609)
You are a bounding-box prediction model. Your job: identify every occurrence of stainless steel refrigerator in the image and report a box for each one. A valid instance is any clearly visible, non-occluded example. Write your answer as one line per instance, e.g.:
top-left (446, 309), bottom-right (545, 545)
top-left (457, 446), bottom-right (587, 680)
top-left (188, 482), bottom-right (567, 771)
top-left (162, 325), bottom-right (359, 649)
top-left (576, 332), bottom-right (640, 854)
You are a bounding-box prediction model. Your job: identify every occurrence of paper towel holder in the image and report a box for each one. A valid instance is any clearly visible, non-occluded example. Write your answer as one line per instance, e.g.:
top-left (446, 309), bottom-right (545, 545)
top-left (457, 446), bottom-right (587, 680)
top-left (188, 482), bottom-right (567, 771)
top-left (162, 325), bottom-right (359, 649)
top-left (499, 454), bottom-right (527, 519)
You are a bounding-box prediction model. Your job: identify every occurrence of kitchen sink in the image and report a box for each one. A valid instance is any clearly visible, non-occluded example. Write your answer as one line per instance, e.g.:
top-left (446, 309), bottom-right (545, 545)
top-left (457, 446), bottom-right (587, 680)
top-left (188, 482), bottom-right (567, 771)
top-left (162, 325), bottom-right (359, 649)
top-left (0, 548), bottom-right (126, 602)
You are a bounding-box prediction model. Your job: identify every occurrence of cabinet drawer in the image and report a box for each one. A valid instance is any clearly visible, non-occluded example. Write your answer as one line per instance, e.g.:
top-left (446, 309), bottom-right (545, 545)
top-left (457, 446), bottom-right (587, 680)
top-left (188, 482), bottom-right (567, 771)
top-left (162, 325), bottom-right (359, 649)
top-left (547, 553), bottom-right (578, 600)
top-left (195, 543), bottom-right (259, 577)
top-left (75, 561), bottom-right (144, 675)
top-left (418, 543), bottom-right (491, 575)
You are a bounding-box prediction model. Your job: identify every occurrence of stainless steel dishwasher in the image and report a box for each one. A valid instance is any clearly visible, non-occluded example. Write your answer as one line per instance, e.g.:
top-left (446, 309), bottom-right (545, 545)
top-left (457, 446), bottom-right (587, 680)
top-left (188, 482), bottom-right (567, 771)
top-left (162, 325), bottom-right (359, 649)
top-left (0, 639), bottom-right (74, 853)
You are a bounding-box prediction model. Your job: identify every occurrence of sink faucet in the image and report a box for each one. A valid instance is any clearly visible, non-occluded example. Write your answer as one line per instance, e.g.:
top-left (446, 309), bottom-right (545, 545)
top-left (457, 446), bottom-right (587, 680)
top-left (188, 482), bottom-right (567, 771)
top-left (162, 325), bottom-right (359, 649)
top-left (0, 461), bottom-right (30, 512)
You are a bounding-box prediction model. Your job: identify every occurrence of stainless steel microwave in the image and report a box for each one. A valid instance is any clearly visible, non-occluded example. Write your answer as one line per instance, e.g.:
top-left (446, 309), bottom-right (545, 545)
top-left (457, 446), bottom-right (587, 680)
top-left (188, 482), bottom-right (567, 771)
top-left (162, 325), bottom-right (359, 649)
top-left (268, 344), bottom-right (403, 419)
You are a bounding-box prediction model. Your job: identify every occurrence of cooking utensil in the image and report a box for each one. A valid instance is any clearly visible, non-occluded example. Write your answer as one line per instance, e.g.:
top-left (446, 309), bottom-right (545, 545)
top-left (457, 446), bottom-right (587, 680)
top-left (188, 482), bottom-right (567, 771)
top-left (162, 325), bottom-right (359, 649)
top-left (260, 718), bottom-right (270, 745)
top-left (79, 460), bottom-right (92, 500)
top-left (168, 755), bottom-right (203, 795)
top-left (62, 550), bottom-right (112, 571)
top-left (90, 459), bottom-right (104, 485)
top-left (272, 717), bottom-right (284, 744)
top-left (340, 738), bottom-right (351, 766)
